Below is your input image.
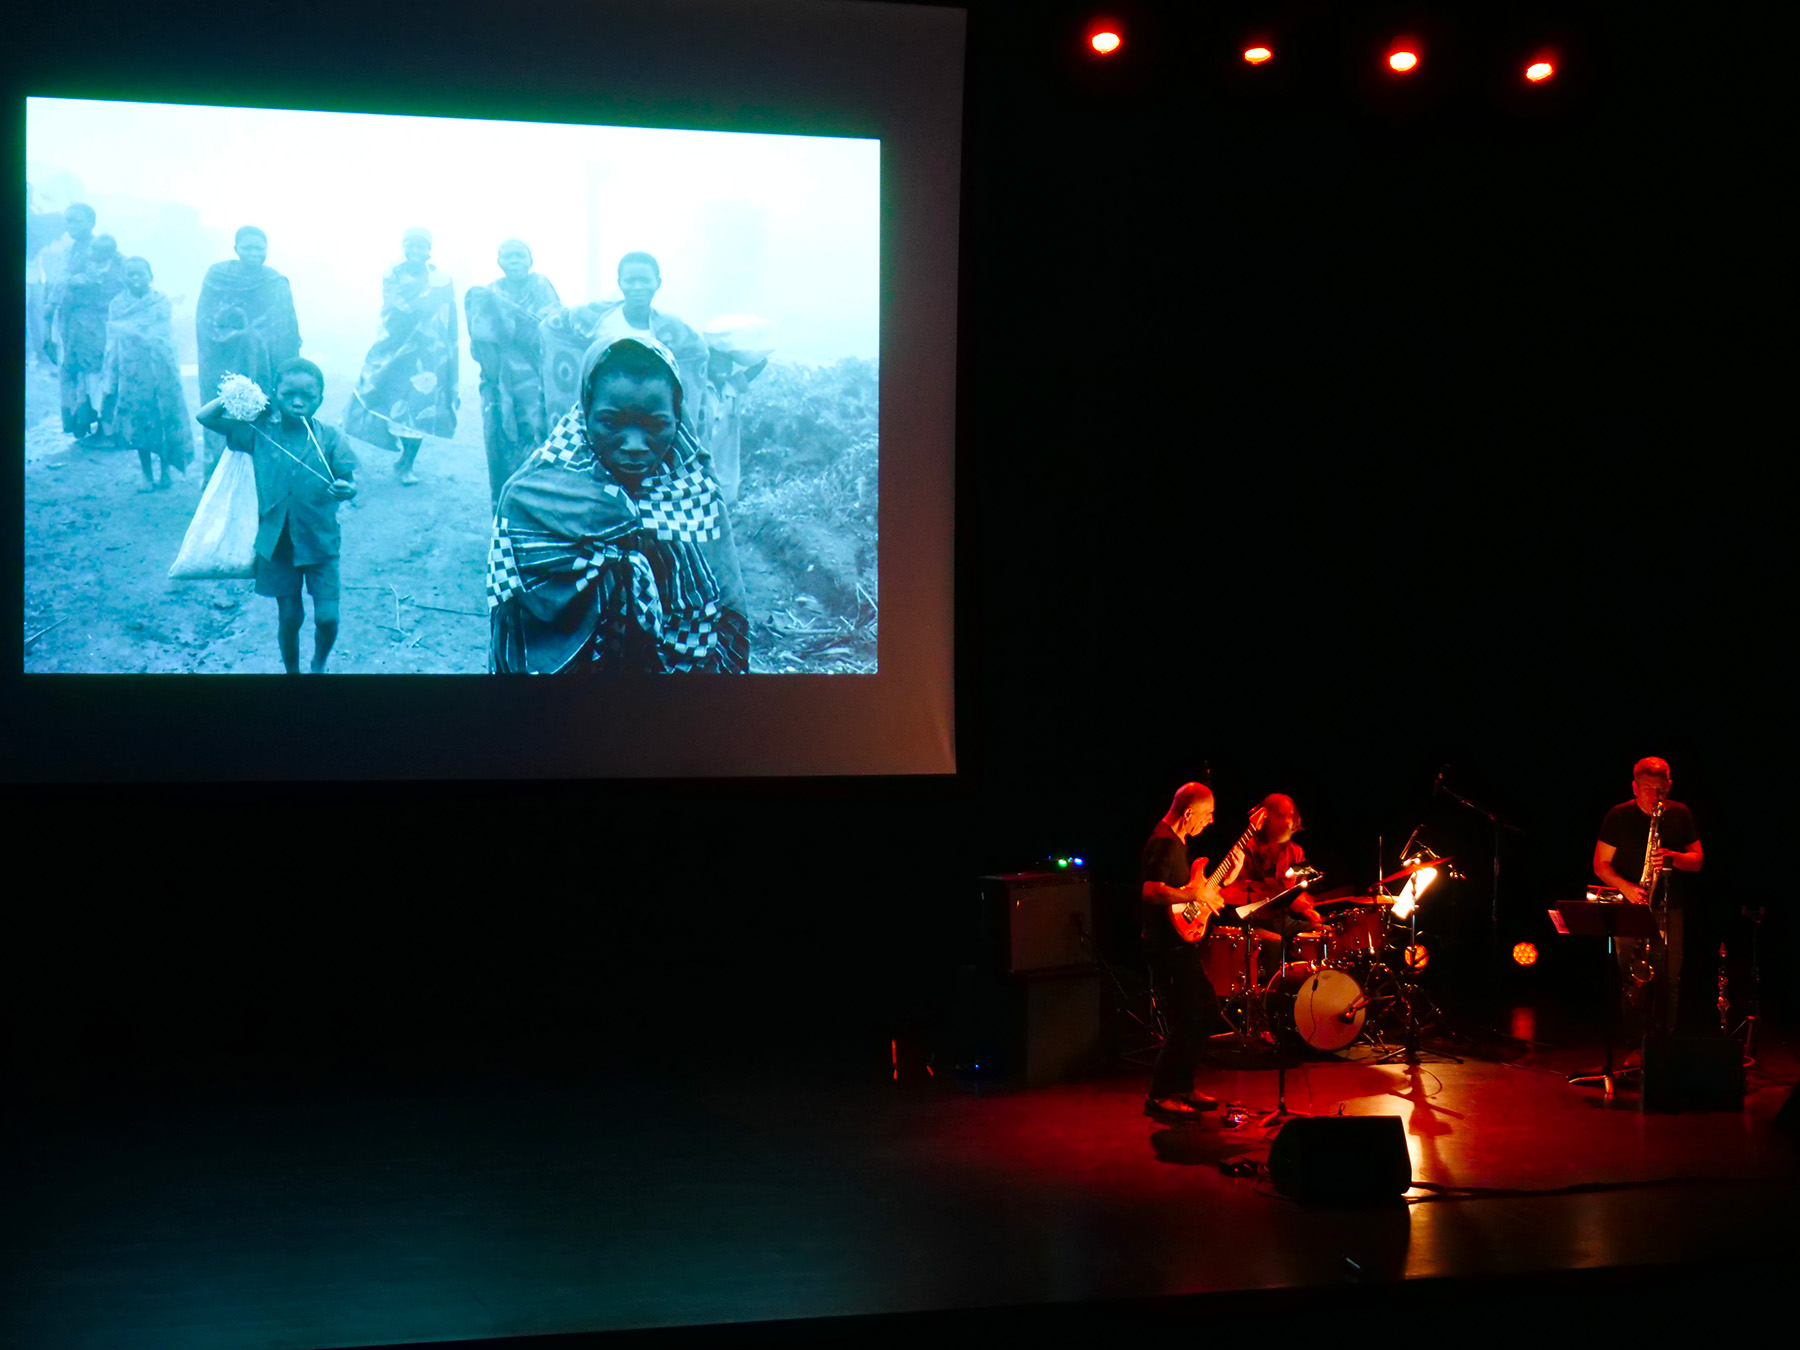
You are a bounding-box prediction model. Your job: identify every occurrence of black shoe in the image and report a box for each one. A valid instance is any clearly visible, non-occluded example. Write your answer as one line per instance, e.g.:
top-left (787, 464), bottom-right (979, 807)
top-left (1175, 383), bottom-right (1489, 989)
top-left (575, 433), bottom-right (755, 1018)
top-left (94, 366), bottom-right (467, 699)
top-left (1145, 1093), bottom-right (1217, 1119)
top-left (1174, 1091), bottom-right (1221, 1111)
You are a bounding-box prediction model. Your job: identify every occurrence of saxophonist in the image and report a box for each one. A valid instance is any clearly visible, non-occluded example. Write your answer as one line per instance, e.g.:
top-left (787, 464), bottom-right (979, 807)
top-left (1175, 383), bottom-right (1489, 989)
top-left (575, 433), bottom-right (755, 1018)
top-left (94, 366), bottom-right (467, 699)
top-left (1593, 757), bottom-right (1705, 1047)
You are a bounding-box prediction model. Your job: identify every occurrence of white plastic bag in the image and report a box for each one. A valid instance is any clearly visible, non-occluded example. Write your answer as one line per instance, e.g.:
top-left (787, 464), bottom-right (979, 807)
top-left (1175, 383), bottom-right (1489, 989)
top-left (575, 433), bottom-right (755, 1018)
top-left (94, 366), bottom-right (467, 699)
top-left (169, 450), bottom-right (259, 579)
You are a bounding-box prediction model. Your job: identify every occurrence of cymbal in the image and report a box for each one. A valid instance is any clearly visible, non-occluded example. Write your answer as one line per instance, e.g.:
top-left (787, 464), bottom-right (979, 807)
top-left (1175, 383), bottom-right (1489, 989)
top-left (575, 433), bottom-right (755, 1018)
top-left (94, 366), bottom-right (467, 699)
top-left (1313, 891), bottom-right (1397, 906)
top-left (1379, 856), bottom-right (1452, 885)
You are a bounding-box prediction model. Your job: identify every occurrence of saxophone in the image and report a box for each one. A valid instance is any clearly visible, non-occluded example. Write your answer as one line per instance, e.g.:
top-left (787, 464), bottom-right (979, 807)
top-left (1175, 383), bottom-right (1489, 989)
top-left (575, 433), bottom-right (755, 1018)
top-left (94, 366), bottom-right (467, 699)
top-left (1626, 799), bottom-right (1667, 989)
top-left (1639, 799), bottom-right (1666, 917)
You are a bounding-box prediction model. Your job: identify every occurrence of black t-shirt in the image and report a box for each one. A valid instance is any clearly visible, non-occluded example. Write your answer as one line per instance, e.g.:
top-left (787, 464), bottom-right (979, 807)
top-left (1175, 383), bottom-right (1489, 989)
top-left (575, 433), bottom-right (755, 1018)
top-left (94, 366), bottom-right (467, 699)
top-left (1598, 799), bottom-right (1699, 903)
top-left (1141, 824), bottom-right (1188, 951)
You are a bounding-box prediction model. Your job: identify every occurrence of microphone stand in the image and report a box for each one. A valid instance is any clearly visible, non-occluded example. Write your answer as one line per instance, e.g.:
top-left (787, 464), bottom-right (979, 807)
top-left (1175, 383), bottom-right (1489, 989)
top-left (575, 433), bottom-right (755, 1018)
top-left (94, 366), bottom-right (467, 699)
top-left (1434, 772), bottom-right (1524, 984)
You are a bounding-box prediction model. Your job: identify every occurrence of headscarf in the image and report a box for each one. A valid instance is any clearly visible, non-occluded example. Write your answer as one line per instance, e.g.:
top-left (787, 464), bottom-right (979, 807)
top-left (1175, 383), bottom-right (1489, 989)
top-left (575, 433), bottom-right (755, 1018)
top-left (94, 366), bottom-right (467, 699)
top-left (486, 336), bottom-right (743, 674)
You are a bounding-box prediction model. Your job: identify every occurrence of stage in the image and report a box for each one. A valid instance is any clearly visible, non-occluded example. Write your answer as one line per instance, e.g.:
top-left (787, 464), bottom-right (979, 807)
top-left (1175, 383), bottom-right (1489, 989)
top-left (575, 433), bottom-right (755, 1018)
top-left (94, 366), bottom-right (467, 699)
top-left (4, 1005), bottom-right (1796, 1349)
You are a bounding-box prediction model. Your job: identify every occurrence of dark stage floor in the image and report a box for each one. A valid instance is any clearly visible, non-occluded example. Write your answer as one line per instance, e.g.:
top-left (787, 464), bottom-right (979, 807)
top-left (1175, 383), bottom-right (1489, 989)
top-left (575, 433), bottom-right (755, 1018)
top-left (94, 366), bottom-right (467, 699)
top-left (5, 1010), bottom-right (1797, 1349)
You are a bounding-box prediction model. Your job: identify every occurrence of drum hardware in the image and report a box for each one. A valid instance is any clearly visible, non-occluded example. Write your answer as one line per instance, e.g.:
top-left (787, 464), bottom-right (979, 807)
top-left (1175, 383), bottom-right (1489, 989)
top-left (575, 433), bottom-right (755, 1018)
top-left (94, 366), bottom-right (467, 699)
top-left (1368, 839), bottom-right (1461, 1066)
top-left (1258, 922), bottom-right (1316, 1129)
top-left (1433, 766), bottom-right (1524, 979)
top-left (1555, 898), bottom-right (1657, 1097)
top-left (1726, 906), bottom-right (1765, 1068)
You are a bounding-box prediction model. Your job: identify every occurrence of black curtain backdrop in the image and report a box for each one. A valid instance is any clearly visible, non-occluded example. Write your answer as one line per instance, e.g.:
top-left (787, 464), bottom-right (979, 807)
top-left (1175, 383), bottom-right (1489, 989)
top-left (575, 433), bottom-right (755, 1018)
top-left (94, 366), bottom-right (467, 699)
top-left (2, 1), bottom-right (1782, 1079)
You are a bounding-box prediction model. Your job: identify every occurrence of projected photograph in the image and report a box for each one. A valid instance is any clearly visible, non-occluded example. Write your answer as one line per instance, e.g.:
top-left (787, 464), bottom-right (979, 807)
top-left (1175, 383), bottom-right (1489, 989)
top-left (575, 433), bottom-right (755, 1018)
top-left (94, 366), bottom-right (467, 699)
top-left (23, 98), bottom-right (880, 675)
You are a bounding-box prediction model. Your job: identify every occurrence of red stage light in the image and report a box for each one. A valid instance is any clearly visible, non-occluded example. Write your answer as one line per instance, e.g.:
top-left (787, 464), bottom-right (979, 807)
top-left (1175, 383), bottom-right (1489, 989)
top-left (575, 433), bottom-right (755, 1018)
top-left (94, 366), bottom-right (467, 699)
top-left (1388, 50), bottom-right (1419, 73)
top-left (1090, 30), bottom-right (1122, 56)
top-left (1513, 941), bottom-right (1540, 967)
top-left (1403, 944), bottom-right (1429, 970)
top-left (1244, 47), bottom-right (1273, 65)
top-left (1525, 61), bottom-right (1554, 83)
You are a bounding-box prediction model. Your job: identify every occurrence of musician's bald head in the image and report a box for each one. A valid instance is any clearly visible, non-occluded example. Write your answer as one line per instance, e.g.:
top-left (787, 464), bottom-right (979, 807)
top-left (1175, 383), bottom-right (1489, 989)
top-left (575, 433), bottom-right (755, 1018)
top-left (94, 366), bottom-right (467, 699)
top-left (1164, 782), bottom-right (1215, 838)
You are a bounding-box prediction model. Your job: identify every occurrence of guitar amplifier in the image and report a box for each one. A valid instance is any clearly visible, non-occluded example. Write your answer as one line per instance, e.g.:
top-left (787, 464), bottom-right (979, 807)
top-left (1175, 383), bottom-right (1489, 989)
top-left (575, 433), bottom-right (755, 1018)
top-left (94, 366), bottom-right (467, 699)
top-left (980, 872), bottom-right (1095, 974)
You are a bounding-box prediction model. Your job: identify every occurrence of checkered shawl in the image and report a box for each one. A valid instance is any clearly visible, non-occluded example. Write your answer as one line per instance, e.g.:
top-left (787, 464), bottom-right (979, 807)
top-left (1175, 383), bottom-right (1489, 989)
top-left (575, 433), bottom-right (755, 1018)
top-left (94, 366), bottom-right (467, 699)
top-left (486, 404), bottom-right (747, 674)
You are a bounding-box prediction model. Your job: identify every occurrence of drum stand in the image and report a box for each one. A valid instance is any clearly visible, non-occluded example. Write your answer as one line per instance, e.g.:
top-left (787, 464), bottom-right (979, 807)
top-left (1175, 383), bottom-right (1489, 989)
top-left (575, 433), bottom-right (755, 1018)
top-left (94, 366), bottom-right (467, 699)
top-left (1727, 906), bottom-right (1764, 1069)
top-left (1259, 927), bottom-right (1314, 1128)
top-left (1370, 905), bottom-right (1461, 1066)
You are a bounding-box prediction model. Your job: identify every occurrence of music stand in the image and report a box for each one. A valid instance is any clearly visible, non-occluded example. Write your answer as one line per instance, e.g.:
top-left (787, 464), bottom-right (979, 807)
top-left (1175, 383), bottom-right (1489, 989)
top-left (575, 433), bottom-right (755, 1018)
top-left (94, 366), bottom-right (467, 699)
top-left (1553, 900), bottom-right (1658, 1099)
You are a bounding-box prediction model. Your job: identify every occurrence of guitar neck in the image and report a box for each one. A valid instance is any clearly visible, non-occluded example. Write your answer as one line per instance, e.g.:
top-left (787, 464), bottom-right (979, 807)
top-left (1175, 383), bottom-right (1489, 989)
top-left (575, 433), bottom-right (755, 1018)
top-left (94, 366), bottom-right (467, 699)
top-left (1205, 825), bottom-right (1257, 887)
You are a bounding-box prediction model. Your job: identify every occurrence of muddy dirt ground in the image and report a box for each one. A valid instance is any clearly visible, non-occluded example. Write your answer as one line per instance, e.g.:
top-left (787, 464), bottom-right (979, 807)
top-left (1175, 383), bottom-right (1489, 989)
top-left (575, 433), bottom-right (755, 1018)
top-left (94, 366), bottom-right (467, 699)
top-left (23, 362), bottom-right (862, 674)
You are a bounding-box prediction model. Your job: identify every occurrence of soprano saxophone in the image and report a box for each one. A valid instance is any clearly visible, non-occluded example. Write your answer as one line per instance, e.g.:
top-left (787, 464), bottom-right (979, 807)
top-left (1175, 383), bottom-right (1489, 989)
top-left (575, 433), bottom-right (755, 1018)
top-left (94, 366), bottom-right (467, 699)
top-left (1623, 799), bottom-right (1667, 989)
top-left (1639, 798), bottom-right (1666, 913)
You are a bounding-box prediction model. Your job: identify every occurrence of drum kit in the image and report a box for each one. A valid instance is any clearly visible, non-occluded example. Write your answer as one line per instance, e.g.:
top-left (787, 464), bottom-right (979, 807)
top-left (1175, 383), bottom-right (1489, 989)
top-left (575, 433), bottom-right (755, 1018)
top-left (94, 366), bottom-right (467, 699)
top-left (1206, 853), bottom-right (1461, 1060)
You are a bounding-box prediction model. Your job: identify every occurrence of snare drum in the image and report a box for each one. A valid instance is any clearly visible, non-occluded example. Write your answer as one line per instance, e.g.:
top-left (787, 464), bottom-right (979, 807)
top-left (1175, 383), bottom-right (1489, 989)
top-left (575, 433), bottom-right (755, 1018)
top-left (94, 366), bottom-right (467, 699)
top-left (1325, 906), bottom-right (1388, 965)
top-left (1287, 931), bottom-right (1326, 969)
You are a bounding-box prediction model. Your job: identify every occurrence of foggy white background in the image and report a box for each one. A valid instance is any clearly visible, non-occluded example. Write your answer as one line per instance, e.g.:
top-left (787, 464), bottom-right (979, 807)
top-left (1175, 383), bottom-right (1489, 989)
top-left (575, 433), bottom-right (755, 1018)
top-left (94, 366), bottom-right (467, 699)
top-left (27, 97), bottom-right (880, 379)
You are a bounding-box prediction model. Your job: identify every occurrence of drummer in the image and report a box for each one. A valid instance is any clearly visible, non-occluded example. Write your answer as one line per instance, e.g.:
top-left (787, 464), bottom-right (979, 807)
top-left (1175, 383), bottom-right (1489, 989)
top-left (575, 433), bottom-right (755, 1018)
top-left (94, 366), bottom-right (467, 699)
top-left (1224, 793), bottom-right (1324, 938)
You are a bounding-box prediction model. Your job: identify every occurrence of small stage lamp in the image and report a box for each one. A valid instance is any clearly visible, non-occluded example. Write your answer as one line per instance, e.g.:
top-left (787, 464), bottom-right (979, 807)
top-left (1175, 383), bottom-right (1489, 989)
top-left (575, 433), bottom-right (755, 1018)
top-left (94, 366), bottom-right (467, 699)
top-left (1090, 29), bottom-right (1122, 56)
top-left (1525, 61), bottom-right (1554, 83)
top-left (1243, 46), bottom-right (1273, 65)
top-left (1388, 49), bottom-right (1419, 73)
top-left (1403, 944), bottom-right (1429, 970)
top-left (1513, 941), bottom-right (1540, 967)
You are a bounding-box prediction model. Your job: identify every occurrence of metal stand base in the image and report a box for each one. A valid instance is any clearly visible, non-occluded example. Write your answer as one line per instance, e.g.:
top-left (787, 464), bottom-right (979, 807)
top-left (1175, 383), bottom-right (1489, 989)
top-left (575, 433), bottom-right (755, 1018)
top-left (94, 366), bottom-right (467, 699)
top-left (1568, 1064), bottom-right (1640, 1100)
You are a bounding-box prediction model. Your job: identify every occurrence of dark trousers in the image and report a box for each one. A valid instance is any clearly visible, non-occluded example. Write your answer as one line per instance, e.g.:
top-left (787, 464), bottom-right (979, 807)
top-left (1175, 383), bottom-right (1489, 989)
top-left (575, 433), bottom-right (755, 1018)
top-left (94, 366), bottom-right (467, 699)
top-left (1148, 942), bottom-right (1223, 1099)
top-left (1619, 905), bottom-right (1684, 1046)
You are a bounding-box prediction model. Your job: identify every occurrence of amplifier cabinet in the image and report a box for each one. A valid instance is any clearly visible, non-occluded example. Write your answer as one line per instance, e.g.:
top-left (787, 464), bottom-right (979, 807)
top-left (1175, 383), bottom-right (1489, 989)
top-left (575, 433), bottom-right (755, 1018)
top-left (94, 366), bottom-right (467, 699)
top-left (979, 872), bottom-right (1095, 974)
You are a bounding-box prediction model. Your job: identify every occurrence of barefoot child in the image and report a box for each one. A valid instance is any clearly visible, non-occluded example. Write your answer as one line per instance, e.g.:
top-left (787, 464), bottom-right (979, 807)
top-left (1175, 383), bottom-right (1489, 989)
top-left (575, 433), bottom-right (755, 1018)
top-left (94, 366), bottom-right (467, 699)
top-left (102, 257), bottom-right (195, 491)
top-left (196, 358), bottom-right (357, 673)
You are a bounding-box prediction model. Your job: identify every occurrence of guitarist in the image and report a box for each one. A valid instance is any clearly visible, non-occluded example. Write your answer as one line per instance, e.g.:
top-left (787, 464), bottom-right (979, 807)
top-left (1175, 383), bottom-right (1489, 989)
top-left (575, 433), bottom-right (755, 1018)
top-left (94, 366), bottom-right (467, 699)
top-left (1140, 782), bottom-right (1249, 1119)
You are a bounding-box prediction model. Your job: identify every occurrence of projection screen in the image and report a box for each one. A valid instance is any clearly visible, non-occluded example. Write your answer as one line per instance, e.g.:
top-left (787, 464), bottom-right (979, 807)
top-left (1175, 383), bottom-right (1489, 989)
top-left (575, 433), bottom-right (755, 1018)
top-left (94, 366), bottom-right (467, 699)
top-left (6, 0), bottom-right (962, 780)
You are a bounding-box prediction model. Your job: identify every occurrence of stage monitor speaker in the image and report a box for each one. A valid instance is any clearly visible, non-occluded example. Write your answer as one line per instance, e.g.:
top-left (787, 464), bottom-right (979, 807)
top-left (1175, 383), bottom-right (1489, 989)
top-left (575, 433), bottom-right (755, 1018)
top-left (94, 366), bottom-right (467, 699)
top-left (1268, 1116), bottom-right (1412, 1205)
top-left (1641, 1035), bottom-right (1745, 1113)
top-left (980, 873), bottom-right (1094, 974)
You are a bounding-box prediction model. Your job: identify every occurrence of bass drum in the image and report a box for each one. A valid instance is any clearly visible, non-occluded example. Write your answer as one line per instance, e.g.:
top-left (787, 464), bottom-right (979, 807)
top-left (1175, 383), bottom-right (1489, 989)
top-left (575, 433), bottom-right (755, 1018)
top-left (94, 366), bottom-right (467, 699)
top-left (1284, 967), bottom-right (1368, 1052)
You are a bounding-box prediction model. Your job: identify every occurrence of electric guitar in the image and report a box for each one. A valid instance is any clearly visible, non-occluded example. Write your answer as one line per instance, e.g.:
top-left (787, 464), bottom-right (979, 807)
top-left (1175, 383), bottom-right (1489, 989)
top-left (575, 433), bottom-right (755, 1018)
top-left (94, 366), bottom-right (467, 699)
top-left (1169, 807), bottom-right (1265, 944)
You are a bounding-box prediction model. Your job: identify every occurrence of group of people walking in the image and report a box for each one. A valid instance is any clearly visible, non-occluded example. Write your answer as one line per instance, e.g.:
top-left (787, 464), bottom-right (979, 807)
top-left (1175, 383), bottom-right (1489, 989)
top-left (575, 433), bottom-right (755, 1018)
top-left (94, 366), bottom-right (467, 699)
top-left (30, 200), bottom-right (771, 676)
top-left (31, 203), bottom-right (767, 506)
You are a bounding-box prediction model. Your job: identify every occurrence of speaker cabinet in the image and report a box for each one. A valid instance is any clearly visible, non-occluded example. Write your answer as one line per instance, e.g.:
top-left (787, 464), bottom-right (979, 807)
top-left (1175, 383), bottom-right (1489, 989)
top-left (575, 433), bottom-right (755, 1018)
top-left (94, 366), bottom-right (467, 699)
top-left (950, 965), bottom-right (1103, 1086)
top-left (1642, 1035), bottom-right (1745, 1113)
top-left (1268, 1115), bottom-right (1412, 1205)
top-left (979, 872), bottom-right (1095, 974)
